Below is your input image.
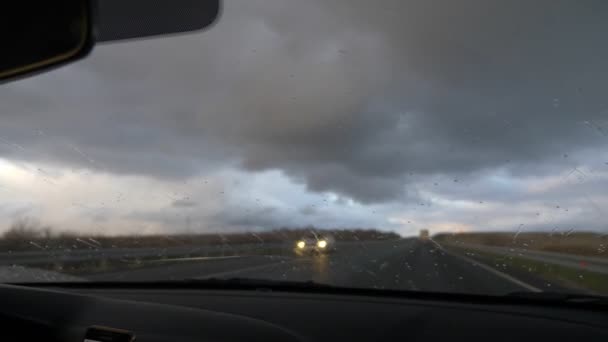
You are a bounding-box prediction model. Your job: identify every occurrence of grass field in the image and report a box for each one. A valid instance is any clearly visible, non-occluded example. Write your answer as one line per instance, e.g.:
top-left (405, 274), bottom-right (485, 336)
top-left (434, 231), bottom-right (608, 258)
top-left (0, 224), bottom-right (401, 275)
top-left (0, 222), bottom-right (401, 253)
top-left (444, 244), bottom-right (608, 294)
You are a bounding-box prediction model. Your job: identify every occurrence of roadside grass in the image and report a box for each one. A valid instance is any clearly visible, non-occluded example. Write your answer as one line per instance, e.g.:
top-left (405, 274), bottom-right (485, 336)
top-left (444, 245), bottom-right (608, 294)
top-left (434, 232), bottom-right (608, 259)
top-left (24, 245), bottom-right (294, 276)
top-left (0, 222), bottom-right (401, 276)
top-left (0, 222), bottom-right (401, 253)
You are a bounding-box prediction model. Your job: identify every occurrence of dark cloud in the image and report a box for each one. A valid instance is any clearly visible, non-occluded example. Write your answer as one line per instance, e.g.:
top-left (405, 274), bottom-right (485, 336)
top-left (213, 206), bottom-right (282, 229)
top-left (171, 198), bottom-right (197, 208)
top-left (2, 0), bottom-right (608, 204)
top-left (299, 206), bottom-right (317, 216)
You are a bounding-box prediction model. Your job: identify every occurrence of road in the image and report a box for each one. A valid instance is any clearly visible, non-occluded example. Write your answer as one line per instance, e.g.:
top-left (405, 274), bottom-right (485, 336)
top-left (84, 239), bottom-right (551, 296)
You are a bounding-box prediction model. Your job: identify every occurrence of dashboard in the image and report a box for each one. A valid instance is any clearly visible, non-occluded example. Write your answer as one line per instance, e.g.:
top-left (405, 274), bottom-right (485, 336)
top-left (1, 283), bottom-right (608, 341)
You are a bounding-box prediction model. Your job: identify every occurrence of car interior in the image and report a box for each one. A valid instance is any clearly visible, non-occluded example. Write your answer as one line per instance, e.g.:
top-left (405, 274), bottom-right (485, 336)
top-left (3, 281), bottom-right (608, 341)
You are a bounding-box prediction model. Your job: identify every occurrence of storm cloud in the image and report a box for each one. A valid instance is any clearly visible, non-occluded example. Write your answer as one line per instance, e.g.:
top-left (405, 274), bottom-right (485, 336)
top-left (1, 0), bottom-right (608, 234)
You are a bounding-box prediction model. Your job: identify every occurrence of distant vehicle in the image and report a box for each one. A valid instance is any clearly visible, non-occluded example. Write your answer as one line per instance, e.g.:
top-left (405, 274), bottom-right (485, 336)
top-left (295, 234), bottom-right (336, 255)
top-left (419, 229), bottom-right (430, 240)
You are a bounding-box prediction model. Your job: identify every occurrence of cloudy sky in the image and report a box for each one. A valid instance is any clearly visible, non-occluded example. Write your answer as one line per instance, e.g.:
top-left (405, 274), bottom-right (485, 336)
top-left (1, 0), bottom-right (608, 236)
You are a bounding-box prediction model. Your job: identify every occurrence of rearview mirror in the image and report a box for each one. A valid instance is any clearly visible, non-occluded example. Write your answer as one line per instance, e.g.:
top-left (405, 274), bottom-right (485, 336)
top-left (96, 0), bottom-right (221, 42)
top-left (0, 0), bottom-right (94, 82)
top-left (0, 0), bottom-right (220, 83)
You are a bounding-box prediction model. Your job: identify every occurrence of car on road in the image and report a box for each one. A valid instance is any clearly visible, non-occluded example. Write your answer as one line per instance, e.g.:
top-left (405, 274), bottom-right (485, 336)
top-left (295, 234), bottom-right (336, 255)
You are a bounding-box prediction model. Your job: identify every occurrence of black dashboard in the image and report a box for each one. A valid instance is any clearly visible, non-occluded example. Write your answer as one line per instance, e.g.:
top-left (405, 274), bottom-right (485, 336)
top-left (1, 284), bottom-right (607, 342)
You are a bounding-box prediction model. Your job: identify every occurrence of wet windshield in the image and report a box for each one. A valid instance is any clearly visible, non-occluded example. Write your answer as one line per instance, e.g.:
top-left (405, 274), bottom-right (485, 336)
top-left (1, 0), bottom-right (608, 297)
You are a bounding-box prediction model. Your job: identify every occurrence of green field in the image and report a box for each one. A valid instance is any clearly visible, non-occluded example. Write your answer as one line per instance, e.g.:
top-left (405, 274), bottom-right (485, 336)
top-left (435, 231), bottom-right (608, 258)
top-left (444, 244), bottom-right (608, 294)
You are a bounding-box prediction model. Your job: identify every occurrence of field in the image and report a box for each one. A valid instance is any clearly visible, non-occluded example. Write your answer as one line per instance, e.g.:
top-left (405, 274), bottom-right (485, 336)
top-left (434, 231), bottom-right (608, 258)
top-left (0, 223), bottom-right (401, 276)
top-left (442, 244), bottom-right (608, 294)
top-left (0, 222), bottom-right (400, 253)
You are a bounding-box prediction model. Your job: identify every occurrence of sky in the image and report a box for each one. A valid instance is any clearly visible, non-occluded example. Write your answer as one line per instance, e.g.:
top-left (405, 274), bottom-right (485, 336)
top-left (1, 0), bottom-right (608, 237)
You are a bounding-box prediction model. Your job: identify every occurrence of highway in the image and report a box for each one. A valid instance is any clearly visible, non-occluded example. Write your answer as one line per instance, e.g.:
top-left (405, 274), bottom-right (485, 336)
top-left (82, 239), bottom-right (565, 296)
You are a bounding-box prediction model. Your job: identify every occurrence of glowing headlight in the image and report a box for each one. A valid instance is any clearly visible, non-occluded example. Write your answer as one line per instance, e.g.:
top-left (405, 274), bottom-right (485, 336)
top-left (297, 241), bottom-right (306, 249)
top-left (317, 240), bottom-right (328, 248)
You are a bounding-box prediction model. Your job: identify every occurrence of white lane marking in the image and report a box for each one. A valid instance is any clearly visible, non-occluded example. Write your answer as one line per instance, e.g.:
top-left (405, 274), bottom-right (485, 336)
top-left (431, 240), bottom-right (541, 292)
top-left (193, 259), bottom-right (300, 279)
top-left (148, 255), bottom-right (243, 263)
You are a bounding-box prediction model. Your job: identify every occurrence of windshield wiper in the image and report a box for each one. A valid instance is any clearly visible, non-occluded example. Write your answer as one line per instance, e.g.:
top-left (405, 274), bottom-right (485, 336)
top-left (507, 291), bottom-right (608, 306)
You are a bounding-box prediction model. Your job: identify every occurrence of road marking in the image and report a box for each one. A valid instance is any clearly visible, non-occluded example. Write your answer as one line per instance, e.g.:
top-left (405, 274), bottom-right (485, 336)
top-left (193, 258), bottom-right (300, 279)
top-left (148, 255), bottom-right (243, 263)
top-left (431, 240), bottom-right (541, 292)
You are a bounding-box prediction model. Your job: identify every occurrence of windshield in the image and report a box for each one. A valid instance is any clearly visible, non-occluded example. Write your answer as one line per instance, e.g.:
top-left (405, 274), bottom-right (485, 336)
top-left (1, 0), bottom-right (608, 297)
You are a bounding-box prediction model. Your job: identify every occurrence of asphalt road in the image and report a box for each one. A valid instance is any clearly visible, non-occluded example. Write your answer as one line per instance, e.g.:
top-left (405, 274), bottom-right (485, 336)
top-left (85, 239), bottom-right (546, 296)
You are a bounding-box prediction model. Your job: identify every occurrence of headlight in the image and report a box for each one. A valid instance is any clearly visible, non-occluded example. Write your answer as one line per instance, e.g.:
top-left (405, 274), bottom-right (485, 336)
top-left (297, 241), bottom-right (306, 249)
top-left (317, 240), bottom-right (327, 248)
